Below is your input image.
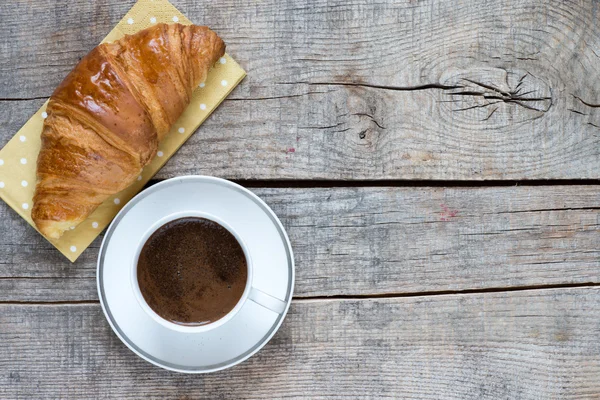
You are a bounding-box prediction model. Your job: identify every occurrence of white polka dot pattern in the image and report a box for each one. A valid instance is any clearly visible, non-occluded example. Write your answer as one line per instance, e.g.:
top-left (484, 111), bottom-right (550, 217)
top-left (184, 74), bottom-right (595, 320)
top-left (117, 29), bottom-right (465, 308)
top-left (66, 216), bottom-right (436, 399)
top-left (92, 222), bottom-right (99, 229)
top-left (22, 203), bottom-right (29, 210)
top-left (114, 198), bottom-right (121, 205)
top-left (19, 136), bottom-right (26, 142)
top-left (21, 180), bottom-right (27, 187)
top-left (70, 246), bottom-right (77, 253)
top-left (41, 112), bottom-right (48, 119)
top-left (20, 158), bottom-right (27, 165)
top-left (221, 80), bottom-right (228, 86)
top-left (200, 104), bottom-right (206, 110)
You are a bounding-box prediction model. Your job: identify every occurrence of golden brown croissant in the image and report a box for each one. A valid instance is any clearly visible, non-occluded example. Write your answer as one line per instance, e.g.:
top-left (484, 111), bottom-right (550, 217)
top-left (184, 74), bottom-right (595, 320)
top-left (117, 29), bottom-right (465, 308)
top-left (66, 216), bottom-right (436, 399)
top-left (32, 23), bottom-right (225, 239)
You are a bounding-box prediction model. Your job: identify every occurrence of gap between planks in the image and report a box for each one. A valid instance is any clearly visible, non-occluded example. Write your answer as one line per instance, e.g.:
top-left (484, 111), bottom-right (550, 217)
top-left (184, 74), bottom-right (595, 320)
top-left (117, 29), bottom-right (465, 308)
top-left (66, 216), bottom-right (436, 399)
top-left (230, 179), bottom-right (600, 188)
top-left (3, 282), bottom-right (600, 306)
top-left (139, 178), bottom-right (600, 192)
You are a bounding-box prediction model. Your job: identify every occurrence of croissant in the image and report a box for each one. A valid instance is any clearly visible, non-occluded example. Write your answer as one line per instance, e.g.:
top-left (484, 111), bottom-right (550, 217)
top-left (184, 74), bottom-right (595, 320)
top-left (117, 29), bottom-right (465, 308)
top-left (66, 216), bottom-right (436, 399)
top-left (32, 23), bottom-right (225, 239)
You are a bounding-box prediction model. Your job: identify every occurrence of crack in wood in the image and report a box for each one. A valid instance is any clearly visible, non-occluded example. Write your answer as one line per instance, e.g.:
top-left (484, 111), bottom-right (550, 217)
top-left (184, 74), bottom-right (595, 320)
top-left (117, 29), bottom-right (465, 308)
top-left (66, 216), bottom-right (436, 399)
top-left (490, 206), bottom-right (600, 215)
top-left (298, 121), bottom-right (345, 130)
top-left (482, 106), bottom-right (499, 121)
top-left (352, 113), bottom-right (386, 129)
top-left (453, 101), bottom-right (503, 112)
top-left (0, 300), bottom-right (99, 305)
top-left (279, 74), bottom-right (553, 117)
top-left (3, 283), bottom-right (600, 305)
top-left (0, 96), bottom-right (48, 102)
top-left (448, 75), bottom-right (552, 113)
top-left (293, 282), bottom-right (600, 302)
top-left (279, 81), bottom-right (462, 92)
top-left (462, 78), bottom-right (511, 97)
top-left (574, 95), bottom-right (600, 108)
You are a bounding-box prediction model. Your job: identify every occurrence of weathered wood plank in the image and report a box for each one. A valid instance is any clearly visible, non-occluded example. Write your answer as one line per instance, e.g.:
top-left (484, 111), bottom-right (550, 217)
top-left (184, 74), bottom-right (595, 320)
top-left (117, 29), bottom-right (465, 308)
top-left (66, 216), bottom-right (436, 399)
top-left (1, 185), bottom-right (598, 301)
top-left (1, 288), bottom-right (600, 399)
top-left (1, 0), bottom-right (600, 180)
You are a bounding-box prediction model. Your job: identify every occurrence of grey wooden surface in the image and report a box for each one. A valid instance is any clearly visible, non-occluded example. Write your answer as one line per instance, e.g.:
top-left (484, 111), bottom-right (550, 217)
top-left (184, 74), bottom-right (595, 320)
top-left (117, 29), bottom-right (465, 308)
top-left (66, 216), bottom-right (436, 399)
top-left (2, 0), bottom-right (600, 180)
top-left (1, 0), bottom-right (600, 398)
top-left (1, 186), bottom-right (599, 301)
top-left (2, 289), bottom-right (600, 399)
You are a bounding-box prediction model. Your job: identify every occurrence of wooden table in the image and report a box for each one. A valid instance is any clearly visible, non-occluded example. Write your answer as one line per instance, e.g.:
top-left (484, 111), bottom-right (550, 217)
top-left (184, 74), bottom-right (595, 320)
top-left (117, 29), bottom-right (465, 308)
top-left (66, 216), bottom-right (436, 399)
top-left (1, 0), bottom-right (600, 398)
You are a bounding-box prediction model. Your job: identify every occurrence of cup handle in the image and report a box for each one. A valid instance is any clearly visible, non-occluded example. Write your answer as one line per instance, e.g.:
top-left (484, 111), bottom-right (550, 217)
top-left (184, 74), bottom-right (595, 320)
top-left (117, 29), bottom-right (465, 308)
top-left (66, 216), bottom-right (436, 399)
top-left (248, 287), bottom-right (287, 314)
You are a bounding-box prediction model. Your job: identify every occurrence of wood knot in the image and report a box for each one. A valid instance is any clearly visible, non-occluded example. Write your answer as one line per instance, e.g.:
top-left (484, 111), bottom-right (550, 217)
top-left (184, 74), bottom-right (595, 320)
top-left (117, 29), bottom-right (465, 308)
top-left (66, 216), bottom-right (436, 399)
top-left (438, 67), bottom-right (552, 128)
top-left (345, 87), bottom-right (386, 147)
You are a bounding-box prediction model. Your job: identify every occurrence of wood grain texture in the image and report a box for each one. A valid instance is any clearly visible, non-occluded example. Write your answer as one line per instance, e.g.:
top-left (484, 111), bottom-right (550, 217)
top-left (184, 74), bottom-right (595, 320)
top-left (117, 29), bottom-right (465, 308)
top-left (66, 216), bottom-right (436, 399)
top-left (1, 185), bottom-right (598, 301)
top-left (2, 1), bottom-right (599, 398)
top-left (1, 0), bottom-right (600, 180)
top-left (1, 288), bottom-right (600, 399)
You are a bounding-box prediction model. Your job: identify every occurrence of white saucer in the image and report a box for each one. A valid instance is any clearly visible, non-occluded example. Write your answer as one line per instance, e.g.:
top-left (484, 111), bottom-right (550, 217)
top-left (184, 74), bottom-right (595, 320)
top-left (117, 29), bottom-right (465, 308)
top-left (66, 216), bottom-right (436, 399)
top-left (97, 176), bottom-right (295, 373)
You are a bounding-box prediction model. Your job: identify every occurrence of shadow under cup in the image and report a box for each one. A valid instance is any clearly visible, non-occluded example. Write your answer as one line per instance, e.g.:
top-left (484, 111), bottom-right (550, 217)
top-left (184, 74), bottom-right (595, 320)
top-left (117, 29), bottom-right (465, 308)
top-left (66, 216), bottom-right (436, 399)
top-left (131, 211), bottom-right (267, 333)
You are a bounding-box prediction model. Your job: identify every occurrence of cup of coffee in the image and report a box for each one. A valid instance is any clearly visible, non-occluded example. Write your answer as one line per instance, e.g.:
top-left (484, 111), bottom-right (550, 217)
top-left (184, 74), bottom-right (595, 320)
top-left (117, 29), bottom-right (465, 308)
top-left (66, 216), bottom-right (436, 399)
top-left (131, 210), bottom-right (284, 333)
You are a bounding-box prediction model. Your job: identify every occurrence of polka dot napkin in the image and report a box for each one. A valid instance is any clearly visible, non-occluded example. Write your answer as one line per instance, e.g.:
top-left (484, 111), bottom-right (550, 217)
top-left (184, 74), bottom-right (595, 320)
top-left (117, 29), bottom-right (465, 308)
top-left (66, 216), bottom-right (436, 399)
top-left (0, 0), bottom-right (246, 262)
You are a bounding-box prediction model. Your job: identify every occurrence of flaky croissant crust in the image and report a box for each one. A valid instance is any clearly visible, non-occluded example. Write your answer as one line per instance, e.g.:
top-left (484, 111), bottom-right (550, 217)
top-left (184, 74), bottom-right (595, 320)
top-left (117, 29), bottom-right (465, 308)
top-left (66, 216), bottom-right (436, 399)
top-left (32, 23), bottom-right (225, 239)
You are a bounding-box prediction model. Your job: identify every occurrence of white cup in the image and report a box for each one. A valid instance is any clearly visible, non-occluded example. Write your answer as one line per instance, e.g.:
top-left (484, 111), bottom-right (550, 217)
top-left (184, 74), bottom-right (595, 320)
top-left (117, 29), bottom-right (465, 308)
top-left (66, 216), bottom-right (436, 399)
top-left (131, 210), bottom-right (286, 333)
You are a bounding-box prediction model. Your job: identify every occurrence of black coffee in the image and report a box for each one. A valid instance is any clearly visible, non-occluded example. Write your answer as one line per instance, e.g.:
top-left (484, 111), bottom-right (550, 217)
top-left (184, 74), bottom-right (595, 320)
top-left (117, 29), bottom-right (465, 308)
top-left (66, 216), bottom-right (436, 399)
top-left (137, 217), bottom-right (247, 326)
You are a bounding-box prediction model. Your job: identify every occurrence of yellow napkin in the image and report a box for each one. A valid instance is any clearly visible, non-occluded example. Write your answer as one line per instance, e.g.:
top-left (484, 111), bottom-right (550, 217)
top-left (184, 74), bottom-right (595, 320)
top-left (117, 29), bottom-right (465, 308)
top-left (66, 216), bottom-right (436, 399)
top-left (0, 0), bottom-right (246, 262)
